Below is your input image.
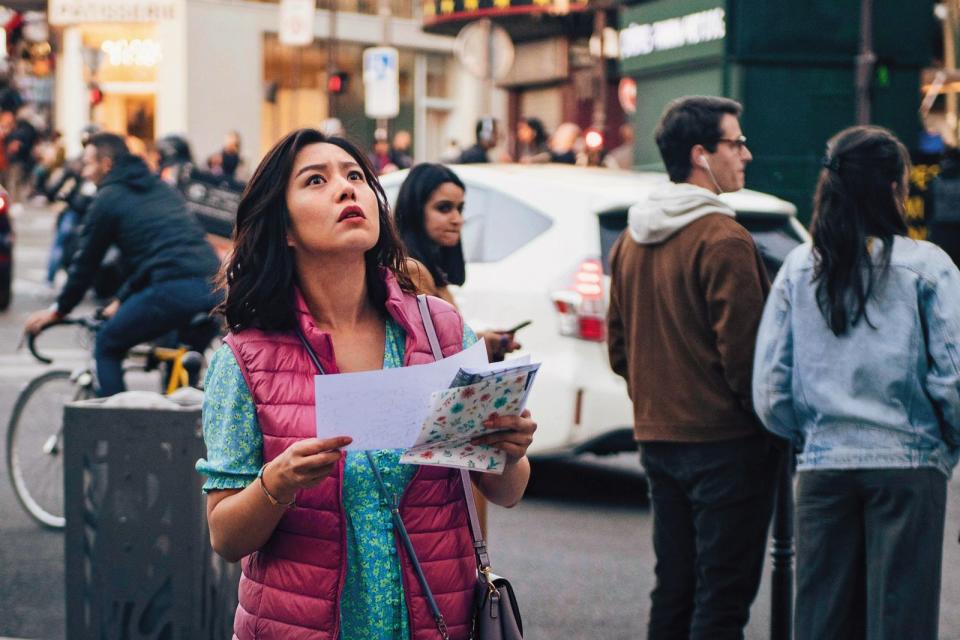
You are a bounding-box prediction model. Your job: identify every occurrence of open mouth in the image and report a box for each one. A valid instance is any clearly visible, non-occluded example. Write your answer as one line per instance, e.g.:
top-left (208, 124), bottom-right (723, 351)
top-left (338, 205), bottom-right (366, 222)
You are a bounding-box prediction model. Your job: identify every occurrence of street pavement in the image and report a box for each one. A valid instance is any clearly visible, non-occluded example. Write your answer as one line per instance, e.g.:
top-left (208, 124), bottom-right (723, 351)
top-left (2, 203), bottom-right (960, 639)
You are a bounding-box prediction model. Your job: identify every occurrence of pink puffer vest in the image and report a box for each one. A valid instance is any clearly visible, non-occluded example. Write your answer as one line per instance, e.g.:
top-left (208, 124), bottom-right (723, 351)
top-left (224, 271), bottom-right (476, 639)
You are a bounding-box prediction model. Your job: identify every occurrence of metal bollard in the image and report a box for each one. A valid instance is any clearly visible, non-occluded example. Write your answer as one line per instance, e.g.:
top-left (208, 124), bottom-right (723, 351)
top-left (63, 399), bottom-right (240, 639)
top-left (769, 445), bottom-right (795, 640)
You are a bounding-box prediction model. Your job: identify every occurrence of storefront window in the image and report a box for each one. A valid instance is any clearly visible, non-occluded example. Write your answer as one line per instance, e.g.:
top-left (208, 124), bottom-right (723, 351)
top-left (80, 23), bottom-right (158, 142)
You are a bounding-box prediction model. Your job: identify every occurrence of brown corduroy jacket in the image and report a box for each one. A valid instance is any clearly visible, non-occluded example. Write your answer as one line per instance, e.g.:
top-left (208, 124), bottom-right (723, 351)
top-left (607, 213), bottom-right (770, 442)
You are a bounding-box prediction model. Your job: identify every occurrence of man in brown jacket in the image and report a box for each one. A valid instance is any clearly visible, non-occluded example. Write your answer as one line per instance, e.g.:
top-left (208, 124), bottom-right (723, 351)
top-left (607, 96), bottom-right (780, 639)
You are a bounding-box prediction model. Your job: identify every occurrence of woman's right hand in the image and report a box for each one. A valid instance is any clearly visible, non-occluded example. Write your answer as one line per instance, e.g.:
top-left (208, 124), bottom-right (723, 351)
top-left (262, 436), bottom-right (353, 504)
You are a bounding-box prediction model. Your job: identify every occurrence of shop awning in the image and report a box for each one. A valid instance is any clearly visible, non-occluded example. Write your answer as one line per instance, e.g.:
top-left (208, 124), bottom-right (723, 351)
top-left (422, 0), bottom-right (590, 37)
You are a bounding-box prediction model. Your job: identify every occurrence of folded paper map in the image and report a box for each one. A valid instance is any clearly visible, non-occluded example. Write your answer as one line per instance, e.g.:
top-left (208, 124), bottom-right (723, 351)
top-left (400, 361), bottom-right (540, 474)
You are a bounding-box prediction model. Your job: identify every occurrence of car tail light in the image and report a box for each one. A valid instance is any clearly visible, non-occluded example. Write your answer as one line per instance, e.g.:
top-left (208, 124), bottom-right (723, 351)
top-left (551, 258), bottom-right (607, 342)
top-left (0, 192), bottom-right (8, 215)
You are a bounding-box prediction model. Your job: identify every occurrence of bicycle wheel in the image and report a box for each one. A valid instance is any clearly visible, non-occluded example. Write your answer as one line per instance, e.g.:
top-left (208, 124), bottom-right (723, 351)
top-left (6, 369), bottom-right (94, 529)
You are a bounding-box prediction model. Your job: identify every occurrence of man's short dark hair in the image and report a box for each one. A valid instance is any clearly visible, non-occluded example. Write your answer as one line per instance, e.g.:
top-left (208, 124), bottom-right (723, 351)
top-left (655, 96), bottom-right (742, 183)
top-left (86, 132), bottom-right (130, 163)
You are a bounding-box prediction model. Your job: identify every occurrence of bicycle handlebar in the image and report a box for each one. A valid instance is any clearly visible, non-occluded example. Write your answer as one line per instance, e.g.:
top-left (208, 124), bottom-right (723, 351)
top-left (25, 317), bottom-right (102, 365)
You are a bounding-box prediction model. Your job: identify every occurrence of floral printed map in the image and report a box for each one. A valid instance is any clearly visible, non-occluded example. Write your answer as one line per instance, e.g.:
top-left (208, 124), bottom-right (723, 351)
top-left (400, 362), bottom-right (540, 474)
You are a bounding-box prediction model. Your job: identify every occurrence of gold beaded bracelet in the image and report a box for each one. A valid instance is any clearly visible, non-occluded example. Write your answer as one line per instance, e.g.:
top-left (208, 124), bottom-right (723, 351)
top-left (257, 463), bottom-right (296, 509)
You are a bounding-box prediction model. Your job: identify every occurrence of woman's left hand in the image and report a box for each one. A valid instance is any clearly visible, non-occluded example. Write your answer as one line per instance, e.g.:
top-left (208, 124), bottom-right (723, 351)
top-left (471, 409), bottom-right (537, 465)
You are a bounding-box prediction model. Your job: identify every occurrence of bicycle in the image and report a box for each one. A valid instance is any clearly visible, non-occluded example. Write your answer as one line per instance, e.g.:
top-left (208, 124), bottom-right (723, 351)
top-left (6, 312), bottom-right (218, 529)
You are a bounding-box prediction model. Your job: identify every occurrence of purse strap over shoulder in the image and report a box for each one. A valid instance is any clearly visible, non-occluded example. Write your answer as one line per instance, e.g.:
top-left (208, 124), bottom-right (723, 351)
top-left (416, 294), bottom-right (492, 570)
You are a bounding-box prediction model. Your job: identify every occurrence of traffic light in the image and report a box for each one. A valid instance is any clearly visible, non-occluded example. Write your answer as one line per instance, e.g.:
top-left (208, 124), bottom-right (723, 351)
top-left (327, 71), bottom-right (348, 95)
top-left (88, 82), bottom-right (103, 107)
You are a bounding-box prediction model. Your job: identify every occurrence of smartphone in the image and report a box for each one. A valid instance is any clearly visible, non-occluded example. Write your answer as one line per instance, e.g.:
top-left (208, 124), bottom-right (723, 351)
top-left (504, 320), bottom-right (532, 334)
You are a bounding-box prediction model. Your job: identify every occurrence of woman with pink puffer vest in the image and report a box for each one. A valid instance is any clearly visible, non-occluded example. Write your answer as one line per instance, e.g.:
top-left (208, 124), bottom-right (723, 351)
top-left (196, 128), bottom-right (537, 640)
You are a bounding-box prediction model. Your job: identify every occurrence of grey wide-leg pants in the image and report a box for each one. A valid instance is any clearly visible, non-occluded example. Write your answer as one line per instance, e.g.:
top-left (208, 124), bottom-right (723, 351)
top-left (795, 468), bottom-right (947, 640)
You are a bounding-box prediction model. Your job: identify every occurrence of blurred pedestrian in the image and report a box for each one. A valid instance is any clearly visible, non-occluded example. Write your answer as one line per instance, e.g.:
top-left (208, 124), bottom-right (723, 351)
top-left (753, 125), bottom-right (960, 640)
top-left (393, 162), bottom-right (521, 363)
top-left (207, 130), bottom-right (243, 179)
top-left (516, 117), bottom-right (550, 164)
top-left (368, 128), bottom-right (397, 175)
top-left (604, 124), bottom-right (635, 170)
top-left (42, 125), bottom-right (99, 285)
top-left (155, 133), bottom-right (194, 186)
top-left (548, 122), bottom-right (580, 164)
top-left (30, 130), bottom-right (65, 202)
top-left (4, 105), bottom-right (38, 204)
top-left (198, 128), bottom-right (536, 639)
top-left (607, 95), bottom-right (779, 639)
top-left (458, 117), bottom-right (498, 164)
top-left (24, 133), bottom-right (221, 396)
top-left (389, 129), bottom-right (413, 170)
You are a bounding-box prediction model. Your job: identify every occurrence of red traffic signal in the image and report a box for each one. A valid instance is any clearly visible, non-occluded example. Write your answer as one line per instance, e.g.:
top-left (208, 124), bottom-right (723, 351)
top-left (327, 71), bottom-right (348, 95)
top-left (88, 83), bottom-right (103, 106)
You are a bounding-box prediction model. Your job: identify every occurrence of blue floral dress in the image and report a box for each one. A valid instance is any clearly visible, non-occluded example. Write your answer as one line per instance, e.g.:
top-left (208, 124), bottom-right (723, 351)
top-left (197, 318), bottom-right (477, 640)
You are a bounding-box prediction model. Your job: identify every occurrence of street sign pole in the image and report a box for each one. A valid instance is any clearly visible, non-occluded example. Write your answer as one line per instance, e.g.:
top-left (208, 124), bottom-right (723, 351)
top-left (377, 0), bottom-right (393, 137)
top-left (769, 446), bottom-right (795, 640)
top-left (855, 0), bottom-right (875, 125)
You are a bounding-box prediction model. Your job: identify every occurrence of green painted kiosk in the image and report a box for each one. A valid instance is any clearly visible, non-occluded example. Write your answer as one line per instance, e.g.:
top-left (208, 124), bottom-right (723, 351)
top-left (619, 0), bottom-right (934, 220)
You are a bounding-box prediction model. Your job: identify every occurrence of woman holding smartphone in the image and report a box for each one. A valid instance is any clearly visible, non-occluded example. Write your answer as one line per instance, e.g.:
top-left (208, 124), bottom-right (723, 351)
top-left (393, 163), bottom-right (524, 362)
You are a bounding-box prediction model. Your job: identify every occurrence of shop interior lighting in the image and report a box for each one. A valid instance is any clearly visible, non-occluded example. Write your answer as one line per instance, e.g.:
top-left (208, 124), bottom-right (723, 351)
top-left (101, 39), bottom-right (162, 68)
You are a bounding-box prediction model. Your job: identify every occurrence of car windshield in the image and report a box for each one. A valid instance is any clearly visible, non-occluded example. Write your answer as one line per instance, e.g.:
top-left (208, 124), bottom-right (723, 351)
top-left (597, 208), bottom-right (804, 279)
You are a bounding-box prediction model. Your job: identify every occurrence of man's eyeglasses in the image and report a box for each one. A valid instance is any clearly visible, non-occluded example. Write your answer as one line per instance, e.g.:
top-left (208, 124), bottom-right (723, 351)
top-left (717, 135), bottom-right (748, 152)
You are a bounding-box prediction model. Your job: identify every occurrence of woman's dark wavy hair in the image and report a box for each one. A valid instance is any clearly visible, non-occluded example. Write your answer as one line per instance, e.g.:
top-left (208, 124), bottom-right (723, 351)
top-left (393, 163), bottom-right (466, 287)
top-left (215, 128), bottom-right (413, 332)
top-left (810, 125), bottom-right (909, 336)
top-left (522, 117), bottom-right (549, 148)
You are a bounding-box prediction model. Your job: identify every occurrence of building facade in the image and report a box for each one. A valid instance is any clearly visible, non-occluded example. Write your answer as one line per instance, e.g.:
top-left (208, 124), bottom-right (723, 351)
top-left (50, 0), bottom-right (495, 164)
top-left (423, 0), bottom-right (631, 159)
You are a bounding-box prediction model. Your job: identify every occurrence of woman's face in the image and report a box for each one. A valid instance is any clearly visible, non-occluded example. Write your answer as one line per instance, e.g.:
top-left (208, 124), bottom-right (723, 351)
top-left (285, 142), bottom-right (380, 258)
top-left (423, 182), bottom-right (465, 248)
top-left (517, 122), bottom-right (534, 145)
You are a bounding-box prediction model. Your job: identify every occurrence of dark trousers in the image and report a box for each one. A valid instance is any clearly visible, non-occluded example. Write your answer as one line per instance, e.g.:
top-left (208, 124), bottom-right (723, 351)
top-left (94, 277), bottom-right (221, 396)
top-left (640, 434), bottom-right (780, 640)
top-left (795, 468), bottom-right (947, 640)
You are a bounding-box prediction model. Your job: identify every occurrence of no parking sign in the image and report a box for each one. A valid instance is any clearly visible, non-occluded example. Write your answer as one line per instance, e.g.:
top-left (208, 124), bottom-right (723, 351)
top-left (363, 46), bottom-right (399, 119)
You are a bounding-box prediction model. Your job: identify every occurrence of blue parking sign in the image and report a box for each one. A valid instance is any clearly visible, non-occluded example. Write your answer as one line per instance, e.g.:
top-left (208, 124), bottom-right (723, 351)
top-left (363, 46), bottom-right (400, 118)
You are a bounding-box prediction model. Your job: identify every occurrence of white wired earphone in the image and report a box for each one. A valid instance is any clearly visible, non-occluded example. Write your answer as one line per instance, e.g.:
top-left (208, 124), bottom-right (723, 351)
top-left (699, 155), bottom-right (724, 194)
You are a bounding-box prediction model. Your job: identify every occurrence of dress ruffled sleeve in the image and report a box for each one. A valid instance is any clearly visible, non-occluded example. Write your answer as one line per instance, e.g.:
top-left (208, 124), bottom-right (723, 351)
top-left (195, 344), bottom-right (263, 492)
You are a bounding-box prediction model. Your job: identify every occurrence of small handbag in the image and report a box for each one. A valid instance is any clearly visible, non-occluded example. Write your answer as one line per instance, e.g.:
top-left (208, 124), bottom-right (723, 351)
top-left (366, 454), bottom-right (523, 640)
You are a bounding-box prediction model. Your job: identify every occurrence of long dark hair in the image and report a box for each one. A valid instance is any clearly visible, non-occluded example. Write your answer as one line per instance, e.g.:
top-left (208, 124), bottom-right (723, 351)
top-left (810, 125), bottom-right (909, 336)
top-left (216, 128), bottom-right (413, 332)
top-left (522, 117), bottom-right (549, 149)
top-left (393, 163), bottom-right (466, 287)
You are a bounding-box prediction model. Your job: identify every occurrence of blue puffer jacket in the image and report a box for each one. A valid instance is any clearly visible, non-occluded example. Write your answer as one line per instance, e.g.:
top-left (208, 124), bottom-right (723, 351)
top-left (753, 236), bottom-right (960, 477)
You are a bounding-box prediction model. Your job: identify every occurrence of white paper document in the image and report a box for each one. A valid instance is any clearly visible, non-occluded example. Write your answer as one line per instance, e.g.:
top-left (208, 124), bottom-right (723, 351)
top-left (313, 340), bottom-right (489, 450)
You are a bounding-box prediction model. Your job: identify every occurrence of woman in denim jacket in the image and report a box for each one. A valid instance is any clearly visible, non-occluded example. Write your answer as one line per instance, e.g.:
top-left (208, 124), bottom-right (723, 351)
top-left (753, 125), bottom-right (960, 640)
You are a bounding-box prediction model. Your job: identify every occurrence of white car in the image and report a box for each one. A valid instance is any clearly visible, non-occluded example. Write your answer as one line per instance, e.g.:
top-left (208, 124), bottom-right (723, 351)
top-left (380, 164), bottom-right (809, 457)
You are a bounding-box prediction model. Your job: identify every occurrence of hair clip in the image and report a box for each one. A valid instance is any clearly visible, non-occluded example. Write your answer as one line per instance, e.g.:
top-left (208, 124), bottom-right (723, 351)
top-left (821, 155), bottom-right (841, 172)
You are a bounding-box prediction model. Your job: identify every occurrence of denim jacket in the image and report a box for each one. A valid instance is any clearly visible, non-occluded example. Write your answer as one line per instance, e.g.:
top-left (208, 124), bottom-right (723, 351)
top-left (752, 237), bottom-right (960, 477)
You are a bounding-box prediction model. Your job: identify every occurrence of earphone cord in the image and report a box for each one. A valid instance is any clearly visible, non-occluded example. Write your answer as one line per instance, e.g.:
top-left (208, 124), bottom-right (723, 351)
top-left (701, 156), bottom-right (724, 194)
